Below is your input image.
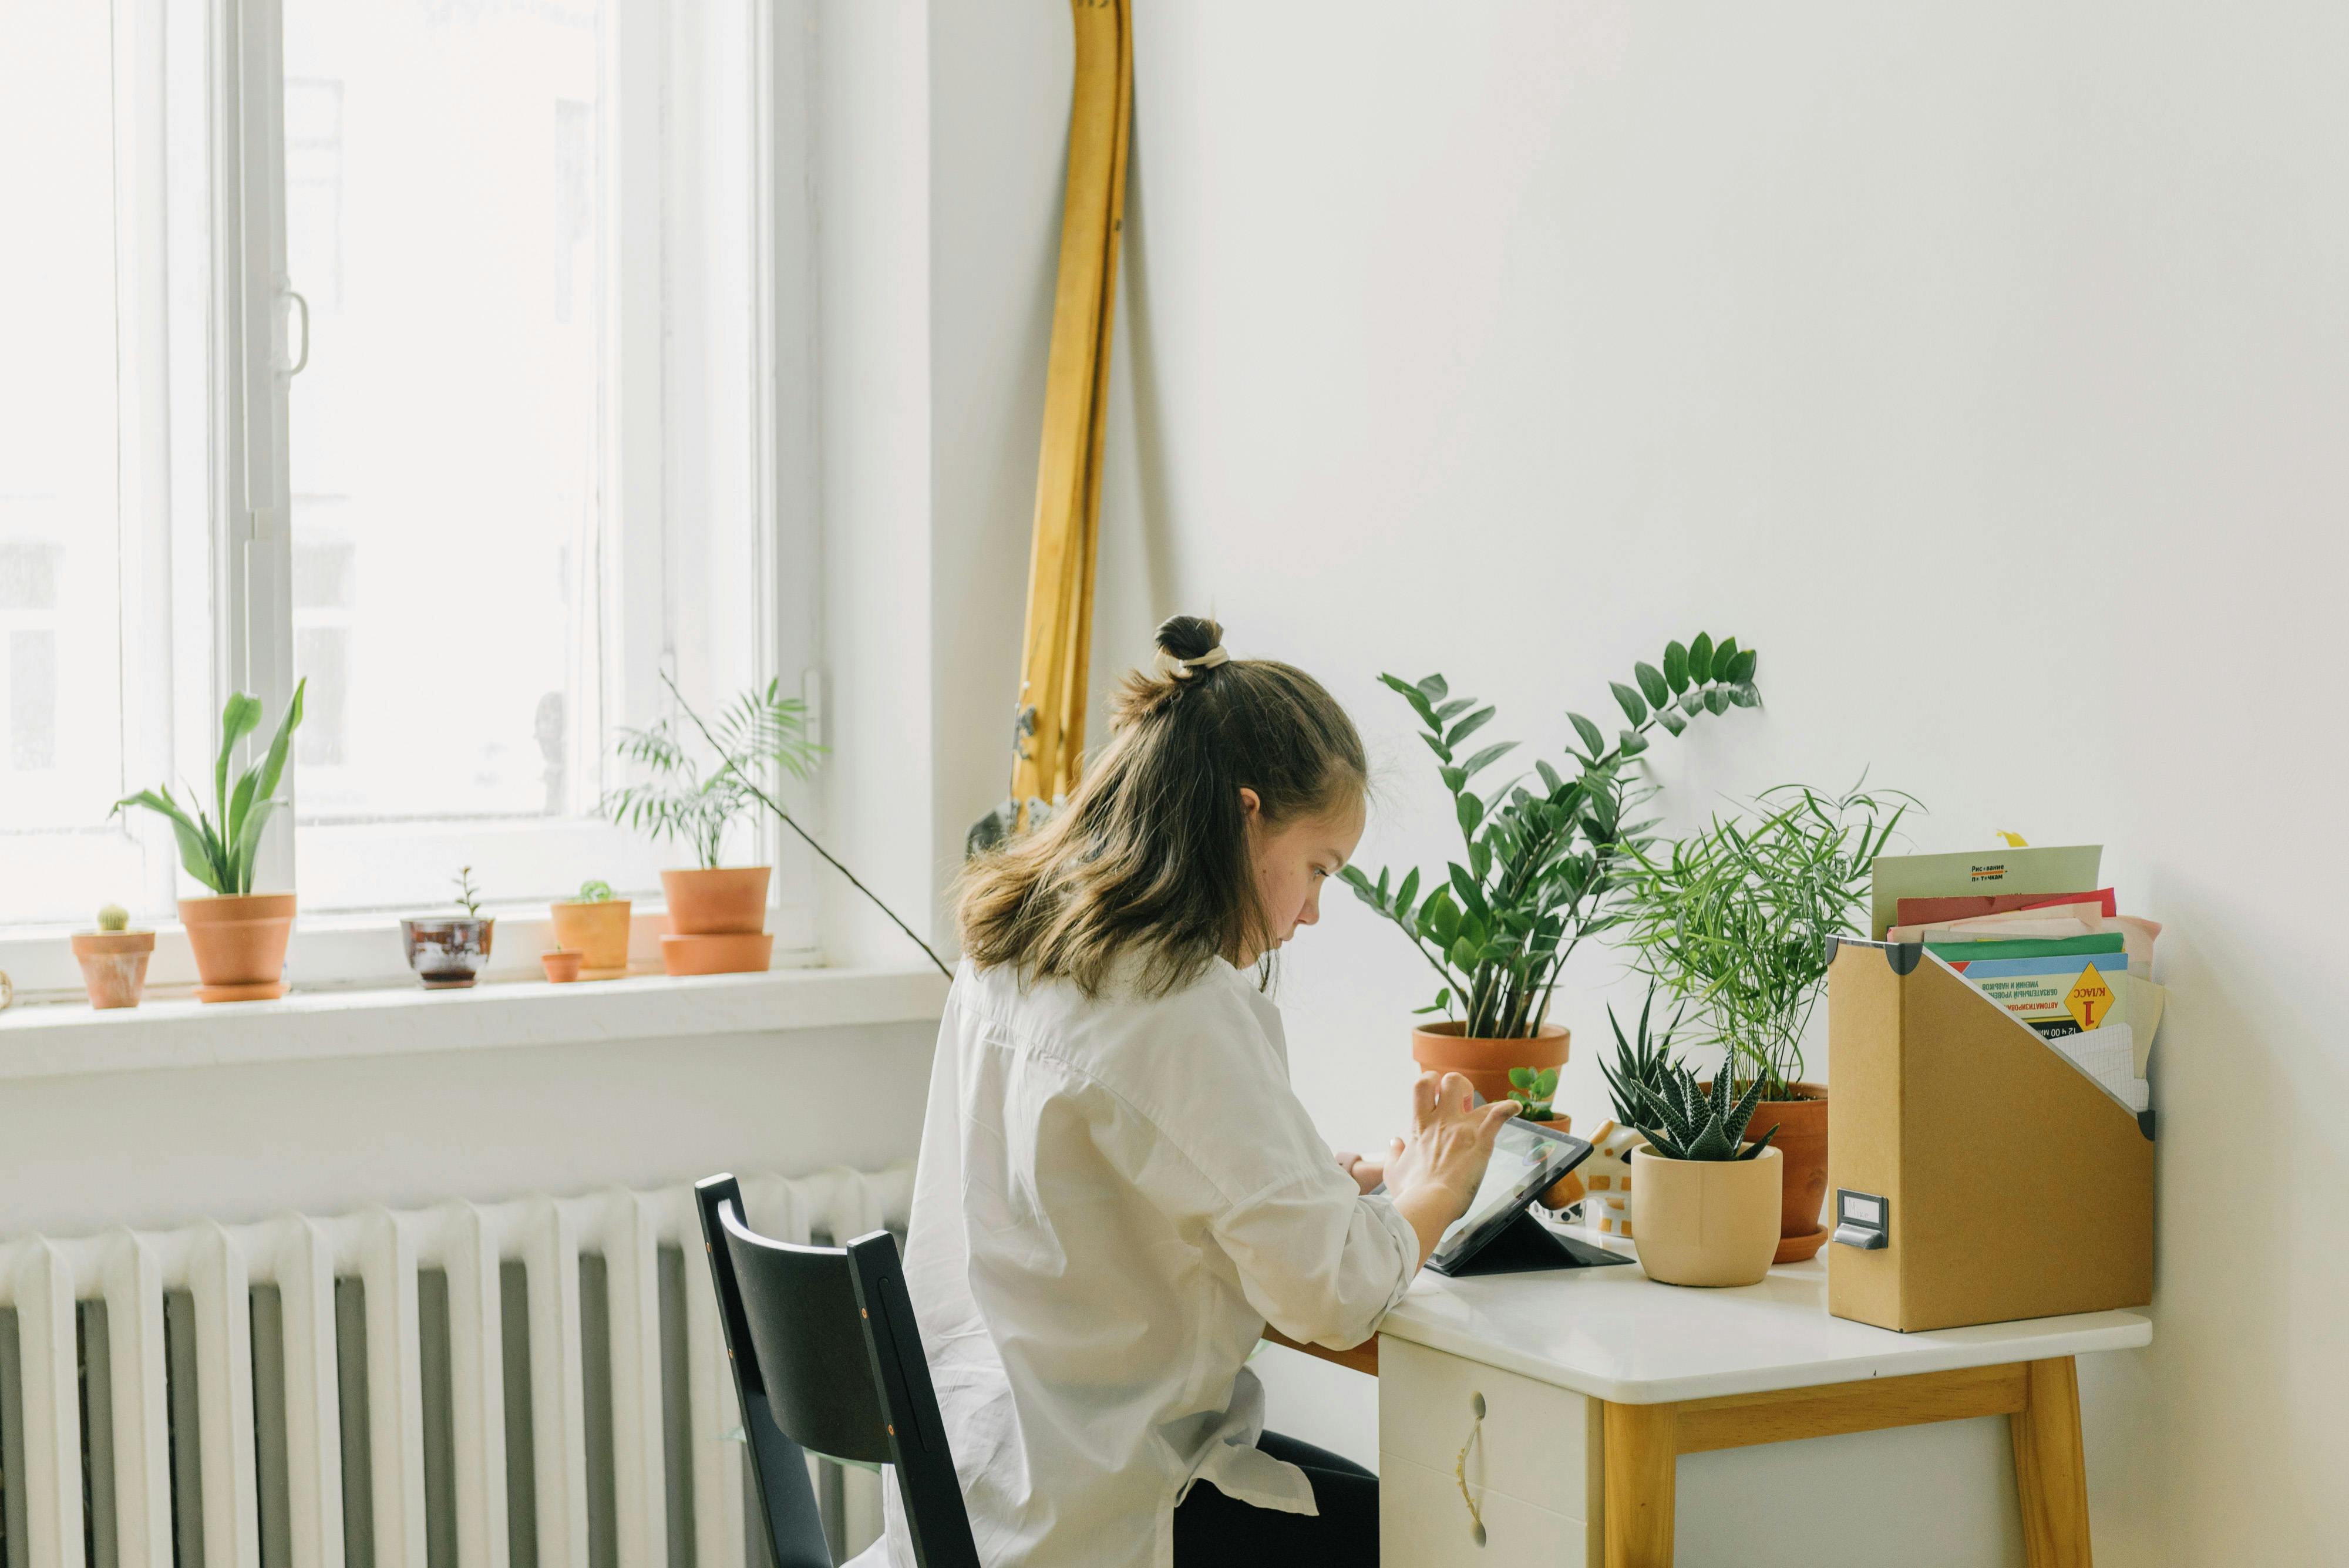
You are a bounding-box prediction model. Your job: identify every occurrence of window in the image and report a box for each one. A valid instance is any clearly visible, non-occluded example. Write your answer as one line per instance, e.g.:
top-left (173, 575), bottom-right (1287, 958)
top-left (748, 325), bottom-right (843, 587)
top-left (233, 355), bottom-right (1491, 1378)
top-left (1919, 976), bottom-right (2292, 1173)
top-left (0, 2), bottom-right (799, 948)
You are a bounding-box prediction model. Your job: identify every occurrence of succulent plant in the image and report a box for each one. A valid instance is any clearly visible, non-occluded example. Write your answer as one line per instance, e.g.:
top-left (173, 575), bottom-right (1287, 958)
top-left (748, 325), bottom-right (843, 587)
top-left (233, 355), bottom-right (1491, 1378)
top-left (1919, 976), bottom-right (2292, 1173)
top-left (1505, 1065), bottom-right (1560, 1121)
top-left (1598, 985), bottom-right (1685, 1127)
top-left (97, 904), bottom-right (130, 933)
top-left (576, 880), bottom-right (615, 903)
top-left (1626, 1060), bottom-right (1781, 1163)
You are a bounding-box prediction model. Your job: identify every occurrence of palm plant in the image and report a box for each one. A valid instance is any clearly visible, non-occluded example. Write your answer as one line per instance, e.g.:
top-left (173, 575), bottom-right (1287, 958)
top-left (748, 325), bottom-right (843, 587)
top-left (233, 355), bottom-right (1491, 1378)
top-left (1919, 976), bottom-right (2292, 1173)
top-left (603, 679), bottom-right (822, 869)
top-left (1625, 1060), bottom-right (1779, 1163)
top-left (111, 681), bottom-right (307, 897)
top-left (1341, 634), bottom-right (1761, 1038)
top-left (1617, 782), bottom-right (1912, 1098)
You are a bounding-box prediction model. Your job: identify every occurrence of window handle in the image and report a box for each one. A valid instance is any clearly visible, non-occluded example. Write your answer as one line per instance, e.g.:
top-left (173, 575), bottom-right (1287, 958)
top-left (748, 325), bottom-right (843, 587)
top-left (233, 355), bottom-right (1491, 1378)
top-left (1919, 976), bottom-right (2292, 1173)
top-left (284, 287), bottom-right (311, 375)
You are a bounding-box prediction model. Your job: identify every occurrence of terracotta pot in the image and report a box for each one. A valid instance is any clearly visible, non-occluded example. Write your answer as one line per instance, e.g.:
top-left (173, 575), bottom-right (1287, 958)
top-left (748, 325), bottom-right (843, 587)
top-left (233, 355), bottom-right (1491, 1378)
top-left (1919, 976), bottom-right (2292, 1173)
top-left (541, 949), bottom-right (584, 983)
top-left (661, 866), bottom-right (770, 936)
top-left (1629, 1144), bottom-right (1783, 1287)
top-left (1702, 1079), bottom-right (1831, 1260)
top-left (1527, 1116), bottom-right (1585, 1209)
top-left (548, 899), bottom-right (632, 979)
top-left (180, 893), bottom-right (295, 1003)
top-left (660, 931), bottom-right (775, 977)
top-left (399, 917), bottom-right (494, 989)
top-left (1410, 1021), bottom-right (1569, 1107)
top-left (72, 930), bottom-right (156, 1010)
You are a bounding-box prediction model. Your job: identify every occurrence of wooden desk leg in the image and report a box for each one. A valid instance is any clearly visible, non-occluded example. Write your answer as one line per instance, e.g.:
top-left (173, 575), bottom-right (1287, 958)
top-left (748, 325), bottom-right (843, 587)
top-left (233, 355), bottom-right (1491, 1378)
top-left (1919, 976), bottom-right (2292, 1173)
top-left (2010, 1357), bottom-right (2094, 1568)
top-left (1603, 1401), bottom-right (1678, 1568)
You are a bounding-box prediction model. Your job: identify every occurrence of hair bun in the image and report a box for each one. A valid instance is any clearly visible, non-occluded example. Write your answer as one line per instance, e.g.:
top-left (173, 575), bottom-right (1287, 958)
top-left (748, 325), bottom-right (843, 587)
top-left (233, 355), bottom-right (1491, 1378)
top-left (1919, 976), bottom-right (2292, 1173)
top-left (1155, 614), bottom-right (1224, 663)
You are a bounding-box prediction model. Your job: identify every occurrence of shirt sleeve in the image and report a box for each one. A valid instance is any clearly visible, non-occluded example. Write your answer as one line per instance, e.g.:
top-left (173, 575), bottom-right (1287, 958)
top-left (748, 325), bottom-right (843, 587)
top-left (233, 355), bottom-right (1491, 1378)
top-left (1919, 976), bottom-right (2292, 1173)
top-left (1210, 1170), bottom-right (1419, 1350)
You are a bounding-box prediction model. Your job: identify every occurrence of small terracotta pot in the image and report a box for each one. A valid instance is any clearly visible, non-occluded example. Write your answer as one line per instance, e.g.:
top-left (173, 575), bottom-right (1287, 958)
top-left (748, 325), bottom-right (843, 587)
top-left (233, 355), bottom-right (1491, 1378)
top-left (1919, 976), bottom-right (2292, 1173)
top-left (179, 893), bottom-right (295, 1002)
top-left (72, 930), bottom-right (156, 1010)
top-left (660, 931), bottom-right (774, 976)
top-left (399, 917), bottom-right (494, 989)
top-left (1630, 1144), bottom-right (1783, 1287)
top-left (660, 866), bottom-right (770, 936)
top-left (1410, 1021), bottom-right (1570, 1107)
top-left (548, 899), bottom-right (632, 978)
top-left (541, 949), bottom-right (584, 983)
top-left (1527, 1115), bottom-right (1584, 1209)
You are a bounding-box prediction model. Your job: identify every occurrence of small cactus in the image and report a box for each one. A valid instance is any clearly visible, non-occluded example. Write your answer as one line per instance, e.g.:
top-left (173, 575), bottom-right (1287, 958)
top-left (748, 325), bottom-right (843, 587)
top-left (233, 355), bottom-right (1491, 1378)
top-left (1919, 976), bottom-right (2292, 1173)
top-left (97, 904), bottom-right (130, 933)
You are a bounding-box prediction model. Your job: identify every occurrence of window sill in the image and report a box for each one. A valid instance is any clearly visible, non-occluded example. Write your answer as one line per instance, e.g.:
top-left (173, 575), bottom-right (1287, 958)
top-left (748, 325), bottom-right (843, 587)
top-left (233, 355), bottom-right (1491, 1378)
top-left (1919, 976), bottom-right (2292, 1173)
top-left (0, 964), bottom-right (950, 1084)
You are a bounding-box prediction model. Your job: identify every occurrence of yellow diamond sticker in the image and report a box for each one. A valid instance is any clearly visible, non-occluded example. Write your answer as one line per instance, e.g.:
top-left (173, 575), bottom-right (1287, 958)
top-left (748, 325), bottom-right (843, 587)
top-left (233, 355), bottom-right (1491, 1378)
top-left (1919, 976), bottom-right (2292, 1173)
top-left (2065, 963), bottom-right (2116, 1031)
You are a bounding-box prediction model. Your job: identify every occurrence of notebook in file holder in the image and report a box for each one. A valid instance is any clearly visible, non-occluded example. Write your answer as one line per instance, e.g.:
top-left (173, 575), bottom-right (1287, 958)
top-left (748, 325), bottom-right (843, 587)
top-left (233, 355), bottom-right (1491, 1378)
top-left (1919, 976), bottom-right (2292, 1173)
top-left (1824, 936), bottom-right (2154, 1333)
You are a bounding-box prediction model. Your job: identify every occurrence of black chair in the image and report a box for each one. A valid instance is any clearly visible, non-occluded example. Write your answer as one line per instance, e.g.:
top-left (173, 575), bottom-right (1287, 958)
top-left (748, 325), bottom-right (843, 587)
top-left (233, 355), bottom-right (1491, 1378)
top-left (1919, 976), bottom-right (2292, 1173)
top-left (693, 1174), bottom-right (981, 1568)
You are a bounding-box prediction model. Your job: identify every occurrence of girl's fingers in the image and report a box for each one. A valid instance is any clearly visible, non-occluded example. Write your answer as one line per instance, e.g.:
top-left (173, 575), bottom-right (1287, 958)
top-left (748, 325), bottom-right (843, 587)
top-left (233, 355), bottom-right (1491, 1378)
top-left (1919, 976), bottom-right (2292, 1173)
top-left (1438, 1071), bottom-right (1477, 1113)
top-left (1409, 1072), bottom-right (1442, 1125)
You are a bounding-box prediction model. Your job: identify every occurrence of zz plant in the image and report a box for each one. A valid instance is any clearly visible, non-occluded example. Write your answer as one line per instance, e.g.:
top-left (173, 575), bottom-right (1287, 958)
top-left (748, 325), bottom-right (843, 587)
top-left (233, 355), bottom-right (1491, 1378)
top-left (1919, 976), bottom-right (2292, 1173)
top-left (1340, 634), bottom-right (1761, 1038)
top-left (1626, 1061), bottom-right (1779, 1163)
top-left (112, 681), bottom-right (307, 897)
top-left (604, 679), bottom-right (822, 869)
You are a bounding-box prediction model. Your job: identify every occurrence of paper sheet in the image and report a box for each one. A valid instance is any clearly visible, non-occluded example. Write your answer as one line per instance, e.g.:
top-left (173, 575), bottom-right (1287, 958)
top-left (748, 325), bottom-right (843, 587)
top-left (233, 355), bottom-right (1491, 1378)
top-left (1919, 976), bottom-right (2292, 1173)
top-left (1869, 845), bottom-right (2104, 940)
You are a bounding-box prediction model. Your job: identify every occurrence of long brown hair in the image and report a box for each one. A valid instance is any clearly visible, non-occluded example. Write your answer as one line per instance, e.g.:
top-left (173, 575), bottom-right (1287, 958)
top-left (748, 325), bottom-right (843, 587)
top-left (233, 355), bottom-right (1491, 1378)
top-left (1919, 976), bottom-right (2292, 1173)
top-left (958, 615), bottom-right (1367, 996)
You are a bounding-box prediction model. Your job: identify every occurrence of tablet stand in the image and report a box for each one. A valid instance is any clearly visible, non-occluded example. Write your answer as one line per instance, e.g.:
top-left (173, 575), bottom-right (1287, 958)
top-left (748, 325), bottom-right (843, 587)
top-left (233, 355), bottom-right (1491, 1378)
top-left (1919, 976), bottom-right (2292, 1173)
top-left (1431, 1207), bottom-right (1636, 1277)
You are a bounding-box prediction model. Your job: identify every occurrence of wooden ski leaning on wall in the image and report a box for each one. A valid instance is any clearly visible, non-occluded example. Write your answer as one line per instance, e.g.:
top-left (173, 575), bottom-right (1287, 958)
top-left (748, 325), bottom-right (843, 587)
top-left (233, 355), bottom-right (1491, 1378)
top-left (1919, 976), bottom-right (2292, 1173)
top-left (1003, 0), bottom-right (1133, 833)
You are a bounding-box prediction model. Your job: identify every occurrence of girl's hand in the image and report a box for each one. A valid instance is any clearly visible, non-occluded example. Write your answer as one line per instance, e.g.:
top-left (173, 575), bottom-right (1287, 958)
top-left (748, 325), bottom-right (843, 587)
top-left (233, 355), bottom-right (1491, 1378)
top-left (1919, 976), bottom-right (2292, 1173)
top-left (1335, 1150), bottom-right (1386, 1194)
top-left (1383, 1071), bottom-right (1520, 1266)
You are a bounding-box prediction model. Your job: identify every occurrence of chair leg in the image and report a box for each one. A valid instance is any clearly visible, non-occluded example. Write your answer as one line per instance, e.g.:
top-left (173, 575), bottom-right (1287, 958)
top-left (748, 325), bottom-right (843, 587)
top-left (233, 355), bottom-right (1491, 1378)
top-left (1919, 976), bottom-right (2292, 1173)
top-left (2010, 1357), bottom-right (2093, 1568)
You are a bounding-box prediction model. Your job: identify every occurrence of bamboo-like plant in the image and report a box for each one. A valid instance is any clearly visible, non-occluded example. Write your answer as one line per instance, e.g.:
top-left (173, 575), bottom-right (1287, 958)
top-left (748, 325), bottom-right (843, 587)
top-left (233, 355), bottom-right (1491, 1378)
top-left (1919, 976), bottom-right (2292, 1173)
top-left (1340, 634), bottom-right (1762, 1038)
top-left (1617, 782), bottom-right (1912, 1098)
top-left (110, 681), bottom-right (307, 897)
top-left (603, 679), bottom-right (823, 869)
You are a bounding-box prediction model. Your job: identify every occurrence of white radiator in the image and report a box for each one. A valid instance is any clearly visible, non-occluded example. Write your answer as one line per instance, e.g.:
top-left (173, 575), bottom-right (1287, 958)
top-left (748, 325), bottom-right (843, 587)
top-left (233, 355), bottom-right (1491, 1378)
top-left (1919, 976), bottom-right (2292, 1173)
top-left (0, 1165), bottom-right (915, 1568)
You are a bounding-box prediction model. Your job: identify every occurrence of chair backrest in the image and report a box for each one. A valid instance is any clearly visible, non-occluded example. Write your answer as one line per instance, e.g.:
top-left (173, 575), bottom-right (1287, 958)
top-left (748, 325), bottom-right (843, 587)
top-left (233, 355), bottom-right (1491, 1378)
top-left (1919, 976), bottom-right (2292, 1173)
top-left (694, 1175), bottom-right (980, 1568)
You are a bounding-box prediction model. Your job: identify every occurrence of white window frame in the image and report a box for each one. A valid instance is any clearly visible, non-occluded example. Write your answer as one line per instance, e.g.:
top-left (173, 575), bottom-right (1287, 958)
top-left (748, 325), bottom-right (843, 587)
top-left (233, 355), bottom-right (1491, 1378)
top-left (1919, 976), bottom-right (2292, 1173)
top-left (0, 0), bottom-right (818, 999)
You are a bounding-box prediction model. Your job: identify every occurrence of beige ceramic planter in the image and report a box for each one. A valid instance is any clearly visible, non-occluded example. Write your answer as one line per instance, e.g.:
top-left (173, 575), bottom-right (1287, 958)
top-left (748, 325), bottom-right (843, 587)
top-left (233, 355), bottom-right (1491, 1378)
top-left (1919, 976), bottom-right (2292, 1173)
top-left (1629, 1143), bottom-right (1783, 1287)
top-left (180, 893), bottom-right (295, 1002)
top-left (548, 899), bottom-right (632, 979)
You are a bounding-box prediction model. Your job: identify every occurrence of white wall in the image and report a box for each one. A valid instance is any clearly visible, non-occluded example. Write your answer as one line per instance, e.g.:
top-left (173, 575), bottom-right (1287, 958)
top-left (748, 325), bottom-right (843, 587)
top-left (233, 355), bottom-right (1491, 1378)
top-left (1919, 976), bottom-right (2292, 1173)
top-left (1080, 3), bottom-right (2349, 1562)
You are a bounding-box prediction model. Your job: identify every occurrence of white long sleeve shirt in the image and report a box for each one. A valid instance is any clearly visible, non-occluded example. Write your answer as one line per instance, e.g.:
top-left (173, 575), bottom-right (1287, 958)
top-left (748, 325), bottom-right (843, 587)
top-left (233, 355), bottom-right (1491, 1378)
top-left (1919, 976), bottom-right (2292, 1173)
top-left (867, 955), bottom-right (1420, 1568)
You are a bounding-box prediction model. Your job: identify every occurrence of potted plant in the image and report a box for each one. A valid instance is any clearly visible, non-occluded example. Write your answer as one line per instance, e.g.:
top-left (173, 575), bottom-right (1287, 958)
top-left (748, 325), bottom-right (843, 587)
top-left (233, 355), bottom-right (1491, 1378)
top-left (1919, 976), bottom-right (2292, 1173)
top-left (604, 678), bottom-right (822, 977)
top-left (111, 681), bottom-right (306, 1002)
top-left (1618, 782), bottom-right (1911, 1262)
top-left (1582, 989), bottom-right (1687, 1239)
top-left (549, 880), bottom-right (632, 980)
top-left (1340, 633), bottom-right (1762, 1106)
top-left (1501, 1065), bottom-right (1591, 1210)
top-left (1624, 1061), bottom-right (1783, 1287)
top-left (399, 866), bottom-right (495, 990)
top-left (72, 903), bottom-right (155, 1010)
top-left (540, 946), bottom-right (584, 983)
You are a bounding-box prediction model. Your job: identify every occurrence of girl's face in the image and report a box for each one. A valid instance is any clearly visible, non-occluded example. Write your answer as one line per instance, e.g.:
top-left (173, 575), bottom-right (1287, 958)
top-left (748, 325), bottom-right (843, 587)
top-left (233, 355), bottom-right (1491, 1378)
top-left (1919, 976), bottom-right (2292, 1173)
top-left (1239, 787), bottom-right (1367, 965)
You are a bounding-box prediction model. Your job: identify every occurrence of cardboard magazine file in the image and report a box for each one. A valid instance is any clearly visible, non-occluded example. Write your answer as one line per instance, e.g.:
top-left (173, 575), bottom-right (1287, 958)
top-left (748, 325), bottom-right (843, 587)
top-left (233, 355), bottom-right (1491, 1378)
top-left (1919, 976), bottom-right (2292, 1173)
top-left (1825, 937), bottom-right (2153, 1333)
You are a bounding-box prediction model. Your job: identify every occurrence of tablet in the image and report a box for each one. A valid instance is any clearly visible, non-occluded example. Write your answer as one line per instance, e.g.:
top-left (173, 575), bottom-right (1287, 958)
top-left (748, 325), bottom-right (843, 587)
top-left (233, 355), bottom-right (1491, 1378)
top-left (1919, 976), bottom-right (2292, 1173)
top-left (1425, 1119), bottom-right (1594, 1274)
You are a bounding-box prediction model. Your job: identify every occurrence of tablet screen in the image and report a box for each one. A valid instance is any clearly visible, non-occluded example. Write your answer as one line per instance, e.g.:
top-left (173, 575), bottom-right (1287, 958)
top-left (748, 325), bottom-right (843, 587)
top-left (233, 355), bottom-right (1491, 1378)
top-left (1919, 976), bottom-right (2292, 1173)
top-left (1427, 1119), bottom-right (1591, 1270)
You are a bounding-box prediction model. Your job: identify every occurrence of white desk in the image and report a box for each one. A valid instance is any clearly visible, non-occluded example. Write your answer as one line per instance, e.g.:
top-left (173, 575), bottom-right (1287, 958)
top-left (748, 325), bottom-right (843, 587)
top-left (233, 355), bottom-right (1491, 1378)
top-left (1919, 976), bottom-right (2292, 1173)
top-left (1357, 1226), bottom-right (2149, 1568)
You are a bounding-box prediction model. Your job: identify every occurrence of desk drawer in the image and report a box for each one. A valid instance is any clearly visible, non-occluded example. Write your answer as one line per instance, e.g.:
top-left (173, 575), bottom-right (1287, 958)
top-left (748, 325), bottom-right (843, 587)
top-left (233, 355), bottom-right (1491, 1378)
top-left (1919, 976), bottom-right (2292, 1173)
top-left (1379, 1336), bottom-right (1597, 1517)
top-left (1380, 1451), bottom-right (1587, 1567)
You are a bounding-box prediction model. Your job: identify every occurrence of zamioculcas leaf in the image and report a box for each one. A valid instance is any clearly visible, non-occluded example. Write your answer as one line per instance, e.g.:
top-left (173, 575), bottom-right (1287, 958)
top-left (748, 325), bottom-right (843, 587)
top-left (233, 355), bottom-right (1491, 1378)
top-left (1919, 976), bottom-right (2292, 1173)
top-left (1728, 648), bottom-right (1758, 683)
top-left (1619, 729), bottom-right (1648, 758)
top-left (1396, 867), bottom-right (1421, 915)
top-left (1434, 696), bottom-right (1474, 724)
top-left (1634, 661), bottom-right (1669, 708)
top-left (1705, 687), bottom-right (1731, 715)
top-left (1663, 641), bottom-right (1690, 694)
top-left (1440, 766), bottom-right (1466, 792)
top-left (1459, 740), bottom-right (1516, 780)
top-left (1456, 793), bottom-right (1485, 836)
top-left (1657, 709), bottom-right (1687, 736)
top-left (1381, 673), bottom-right (1438, 726)
top-left (1447, 706), bottom-right (1497, 750)
top-left (1712, 637), bottom-right (1739, 682)
top-left (1568, 711), bottom-right (1605, 758)
top-left (1610, 681), bottom-right (1647, 726)
top-left (1729, 682), bottom-right (1761, 708)
top-left (1687, 632), bottom-right (1715, 684)
top-left (1416, 674), bottom-right (1450, 702)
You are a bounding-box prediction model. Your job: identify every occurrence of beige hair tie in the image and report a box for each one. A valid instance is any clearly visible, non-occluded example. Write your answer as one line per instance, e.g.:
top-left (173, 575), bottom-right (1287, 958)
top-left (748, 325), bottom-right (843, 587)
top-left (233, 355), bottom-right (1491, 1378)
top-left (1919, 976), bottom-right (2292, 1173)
top-left (1153, 644), bottom-right (1230, 681)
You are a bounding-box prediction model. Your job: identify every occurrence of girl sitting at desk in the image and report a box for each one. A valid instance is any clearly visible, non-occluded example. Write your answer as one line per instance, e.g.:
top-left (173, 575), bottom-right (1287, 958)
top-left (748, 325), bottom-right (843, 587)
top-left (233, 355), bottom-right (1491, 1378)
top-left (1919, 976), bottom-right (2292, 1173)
top-left (879, 615), bottom-right (1517, 1568)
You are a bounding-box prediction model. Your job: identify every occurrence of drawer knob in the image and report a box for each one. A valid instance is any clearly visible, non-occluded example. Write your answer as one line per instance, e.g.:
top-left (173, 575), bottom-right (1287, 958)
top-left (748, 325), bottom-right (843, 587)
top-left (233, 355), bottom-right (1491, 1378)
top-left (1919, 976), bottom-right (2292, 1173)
top-left (1455, 1391), bottom-right (1488, 1546)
